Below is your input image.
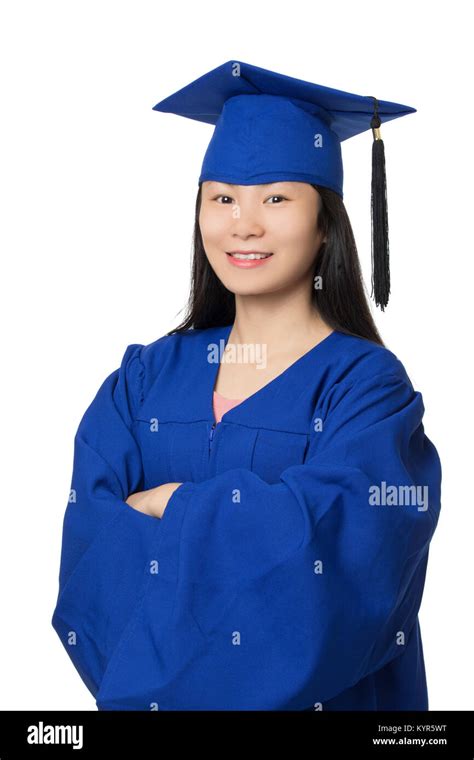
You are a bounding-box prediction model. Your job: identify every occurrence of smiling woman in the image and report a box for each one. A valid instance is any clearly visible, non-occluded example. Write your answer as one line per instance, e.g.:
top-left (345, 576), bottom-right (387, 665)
top-left (174, 179), bottom-right (383, 345)
top-left (51, 60), bottom-right (441, 712)
top-left (202, 181), bottom-right (323, 275)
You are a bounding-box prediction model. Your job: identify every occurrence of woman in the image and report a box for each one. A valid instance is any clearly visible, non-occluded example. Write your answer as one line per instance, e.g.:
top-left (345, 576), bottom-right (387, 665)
top-left (128, 179), bottom-right (380, 519)
top-left (52, 62), bottom-right (441, 711)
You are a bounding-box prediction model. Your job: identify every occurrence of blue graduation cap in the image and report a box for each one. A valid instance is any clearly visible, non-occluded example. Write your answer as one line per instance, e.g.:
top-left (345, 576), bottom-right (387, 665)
top-left (152, 60), bottom-right (416, 310)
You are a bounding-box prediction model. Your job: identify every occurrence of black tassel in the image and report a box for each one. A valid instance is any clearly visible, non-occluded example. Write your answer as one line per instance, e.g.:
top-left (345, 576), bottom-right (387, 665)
top-left (370, 97), bottom-right (390, 310)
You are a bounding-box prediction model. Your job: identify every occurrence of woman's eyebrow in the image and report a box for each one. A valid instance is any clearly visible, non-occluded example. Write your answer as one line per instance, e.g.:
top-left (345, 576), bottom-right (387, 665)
top-left (209, 182), bottom-right (291, 189)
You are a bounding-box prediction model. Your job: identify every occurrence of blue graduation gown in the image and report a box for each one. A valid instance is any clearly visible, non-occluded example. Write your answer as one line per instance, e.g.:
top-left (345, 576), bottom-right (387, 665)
top-left (51, 325), bottom-right (442, 710)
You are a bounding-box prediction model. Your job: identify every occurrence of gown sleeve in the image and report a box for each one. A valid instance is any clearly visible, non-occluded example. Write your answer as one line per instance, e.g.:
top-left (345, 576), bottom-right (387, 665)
top-left (51, 342), bottom-right (161, 698)
top-left (95, 368), bottom-right (442, 710)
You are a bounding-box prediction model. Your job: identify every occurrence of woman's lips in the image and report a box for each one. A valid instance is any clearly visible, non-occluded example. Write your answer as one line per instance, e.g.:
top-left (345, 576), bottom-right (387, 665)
top-left (225, 252), bottom-right (273, 268)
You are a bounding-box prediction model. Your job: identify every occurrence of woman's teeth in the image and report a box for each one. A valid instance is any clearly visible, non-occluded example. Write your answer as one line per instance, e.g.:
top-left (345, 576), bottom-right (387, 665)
top-left (229, 253), bottom-right (272, 260)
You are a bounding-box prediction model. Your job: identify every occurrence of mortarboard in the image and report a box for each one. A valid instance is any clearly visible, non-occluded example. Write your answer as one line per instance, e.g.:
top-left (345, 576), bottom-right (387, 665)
top-left (152, 60), bottom-right (416, 310)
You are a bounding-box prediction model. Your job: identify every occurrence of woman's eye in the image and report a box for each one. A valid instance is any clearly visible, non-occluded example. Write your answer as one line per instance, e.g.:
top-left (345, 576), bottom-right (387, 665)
top-left (265, 195), bottom-right (287, 204)
top-left (213, 194), bottom-right (288, 204)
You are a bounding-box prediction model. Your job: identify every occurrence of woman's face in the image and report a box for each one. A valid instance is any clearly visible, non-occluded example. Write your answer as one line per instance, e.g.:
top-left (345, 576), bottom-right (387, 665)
top-left (199, 181), bottom-right (325, 296)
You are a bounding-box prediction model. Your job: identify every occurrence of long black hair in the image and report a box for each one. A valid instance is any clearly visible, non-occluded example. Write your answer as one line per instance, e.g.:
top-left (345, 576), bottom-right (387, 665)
top-left (167, 182), bottom-right (383, 346)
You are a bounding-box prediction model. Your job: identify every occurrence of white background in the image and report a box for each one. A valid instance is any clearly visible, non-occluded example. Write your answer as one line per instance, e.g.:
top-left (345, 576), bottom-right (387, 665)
top-left (0, 0), bottom-right (471, 710)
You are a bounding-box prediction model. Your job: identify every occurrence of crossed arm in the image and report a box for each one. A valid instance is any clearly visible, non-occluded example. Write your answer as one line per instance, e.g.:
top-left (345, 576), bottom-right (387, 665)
top-left (125, 482), bottom-right (183, 519)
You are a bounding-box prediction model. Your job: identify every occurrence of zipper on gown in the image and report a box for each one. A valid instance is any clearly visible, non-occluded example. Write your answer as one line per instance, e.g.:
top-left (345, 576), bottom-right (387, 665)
top-left (208, 421), bottom-right (217, 454)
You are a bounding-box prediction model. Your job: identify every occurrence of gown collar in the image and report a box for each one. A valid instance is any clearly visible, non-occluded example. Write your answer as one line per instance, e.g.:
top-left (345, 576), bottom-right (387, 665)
top-left (139, 324), bottom-right (345, 434)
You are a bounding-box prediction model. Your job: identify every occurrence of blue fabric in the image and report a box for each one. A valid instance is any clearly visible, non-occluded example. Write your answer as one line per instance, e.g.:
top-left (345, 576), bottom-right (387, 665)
top-left (152, 60), bottom-right (416, 197)
top-left (51, 326), bottom-right (441, 710)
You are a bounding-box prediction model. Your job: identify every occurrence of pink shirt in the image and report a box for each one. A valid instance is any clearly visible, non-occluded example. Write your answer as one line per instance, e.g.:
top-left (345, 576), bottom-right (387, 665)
top-left (213, 390), bottom-right (243, 423)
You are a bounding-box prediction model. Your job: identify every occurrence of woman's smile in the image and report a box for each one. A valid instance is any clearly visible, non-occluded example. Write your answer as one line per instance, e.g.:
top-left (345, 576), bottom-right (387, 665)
top-left (226, 251), bottom-right (274, 268)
